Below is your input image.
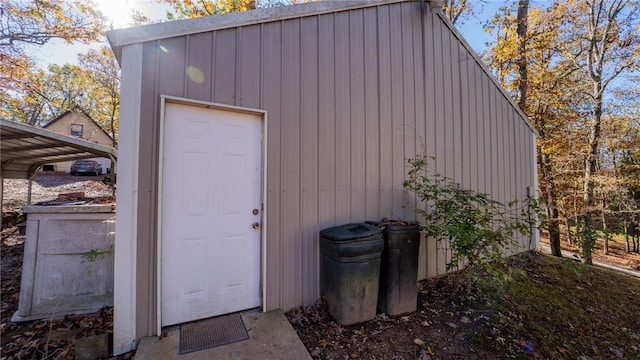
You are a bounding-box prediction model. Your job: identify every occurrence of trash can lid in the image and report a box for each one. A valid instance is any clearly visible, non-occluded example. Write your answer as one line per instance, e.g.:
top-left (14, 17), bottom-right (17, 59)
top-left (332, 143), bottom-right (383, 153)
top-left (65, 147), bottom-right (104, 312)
top-left (366, 219), bottom-right (420, 232)
top-left (320, 223), bottom-right (382, 241)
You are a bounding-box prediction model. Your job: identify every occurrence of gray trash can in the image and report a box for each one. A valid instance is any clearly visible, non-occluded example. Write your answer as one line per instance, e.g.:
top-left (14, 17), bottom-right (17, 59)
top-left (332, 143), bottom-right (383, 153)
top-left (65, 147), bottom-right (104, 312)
top-left (369, 220), bottom-right (421, 316)
top-left (320, 223), bottom-right (384, 325)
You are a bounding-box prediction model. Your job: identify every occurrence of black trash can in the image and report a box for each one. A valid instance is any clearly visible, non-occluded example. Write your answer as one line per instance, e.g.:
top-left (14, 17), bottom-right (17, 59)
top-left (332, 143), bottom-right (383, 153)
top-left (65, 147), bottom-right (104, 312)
top-left (320, 223), bottom-right (384, 325)
top-left (369, 220), bottom-right (421, 316)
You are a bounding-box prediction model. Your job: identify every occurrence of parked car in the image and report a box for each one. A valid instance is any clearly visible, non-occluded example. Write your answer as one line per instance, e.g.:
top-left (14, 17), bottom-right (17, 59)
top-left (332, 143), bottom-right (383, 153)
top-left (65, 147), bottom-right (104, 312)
top-left (70, 160), bottom-right (103, 176)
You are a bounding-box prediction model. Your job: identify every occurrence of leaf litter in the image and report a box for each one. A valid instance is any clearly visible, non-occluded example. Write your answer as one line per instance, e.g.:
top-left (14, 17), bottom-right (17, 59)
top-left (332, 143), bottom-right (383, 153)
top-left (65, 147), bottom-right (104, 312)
top-left (286, 252), bottom-right (640, 359)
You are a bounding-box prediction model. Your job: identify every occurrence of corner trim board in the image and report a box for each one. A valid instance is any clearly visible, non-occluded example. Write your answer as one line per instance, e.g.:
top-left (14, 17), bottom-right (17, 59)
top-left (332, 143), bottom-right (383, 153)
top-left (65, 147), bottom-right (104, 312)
top-left (113, 43), bottom-right (143, 355)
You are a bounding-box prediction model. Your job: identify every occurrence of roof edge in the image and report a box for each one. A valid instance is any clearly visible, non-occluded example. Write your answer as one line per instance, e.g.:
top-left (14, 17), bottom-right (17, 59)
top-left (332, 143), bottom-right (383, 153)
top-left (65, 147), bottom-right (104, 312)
top-left (434, 12), bottom-right (538, 136)
top-left (1, 119), bottom-right (118, 158)
top-left (108, 0), bottom-right (403, 62)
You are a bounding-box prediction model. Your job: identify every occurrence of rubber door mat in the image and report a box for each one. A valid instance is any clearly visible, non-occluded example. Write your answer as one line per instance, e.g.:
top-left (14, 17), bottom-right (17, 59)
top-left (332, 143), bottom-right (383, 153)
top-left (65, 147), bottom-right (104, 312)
top-left (179, 313), bottom-right (249, 354)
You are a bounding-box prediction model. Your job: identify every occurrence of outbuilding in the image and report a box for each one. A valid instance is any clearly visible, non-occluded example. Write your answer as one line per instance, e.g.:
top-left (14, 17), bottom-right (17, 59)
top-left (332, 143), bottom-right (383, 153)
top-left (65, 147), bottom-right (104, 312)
top-left (107, 0), bottom-right (538, 354)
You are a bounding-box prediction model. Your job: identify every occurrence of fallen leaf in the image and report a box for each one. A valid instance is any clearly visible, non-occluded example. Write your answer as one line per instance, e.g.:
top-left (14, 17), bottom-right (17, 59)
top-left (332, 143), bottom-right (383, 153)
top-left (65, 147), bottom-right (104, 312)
top-left (460, 316), bottom-right (471, 324)
top-left (421, 320), bottom-right (431, 327)
top-left (418, 349), bottom-right (433, 360)
top-left (609, 348), bottom-right (624, 359)
top-left (446, 322), bottom-right (459, 329)
top-left (414, 338), bottom-right (425, 347)
top-left (319, 339), bottom-right (331, 348)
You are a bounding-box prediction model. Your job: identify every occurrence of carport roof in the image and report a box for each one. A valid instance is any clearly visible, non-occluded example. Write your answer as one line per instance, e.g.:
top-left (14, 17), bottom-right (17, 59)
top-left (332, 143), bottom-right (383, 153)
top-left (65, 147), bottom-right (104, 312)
top-left (1, 119), bottom-right (117, 179)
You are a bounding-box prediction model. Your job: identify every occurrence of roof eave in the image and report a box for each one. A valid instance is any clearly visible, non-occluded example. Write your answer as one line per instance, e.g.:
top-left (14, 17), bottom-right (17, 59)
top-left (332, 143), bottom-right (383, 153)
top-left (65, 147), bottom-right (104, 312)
top-left (107, 0), bottom-right (404, 63)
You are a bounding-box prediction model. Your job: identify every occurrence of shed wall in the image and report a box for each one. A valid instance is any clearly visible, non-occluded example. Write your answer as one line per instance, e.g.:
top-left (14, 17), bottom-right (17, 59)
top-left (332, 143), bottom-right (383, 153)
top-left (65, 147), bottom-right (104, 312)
top-left (129, 2), bottom-right (537, 338)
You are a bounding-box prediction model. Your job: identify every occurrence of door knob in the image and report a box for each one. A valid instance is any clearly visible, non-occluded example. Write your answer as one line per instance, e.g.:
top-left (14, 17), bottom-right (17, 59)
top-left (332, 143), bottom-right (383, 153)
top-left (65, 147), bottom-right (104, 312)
top-left (252, 222), bottom-right (260, 229)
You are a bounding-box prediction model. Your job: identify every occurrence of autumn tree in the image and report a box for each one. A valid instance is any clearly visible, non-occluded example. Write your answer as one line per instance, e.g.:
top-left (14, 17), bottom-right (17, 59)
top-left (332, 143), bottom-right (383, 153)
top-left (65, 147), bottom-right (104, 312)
top-left (605, 87), bottom-right (640, 253)
top-left (79, 47), bottom-right (120, 145)
top-left (4, 53), bottom-right (121, 143)
top-left (558, 0), bottom-right (639, 264)
top-left (485, 0), bottom-right (639, 263)
top-left (485, 2), bottom-right (581, 258)
top-left (161, 0), bottom-right (256, 19)
top-left (0, 0), bottom-right (105, 94)
top-left (159, 0), bottom-right (313, 20)
top-left (443, 0), bottom-right (477, 25)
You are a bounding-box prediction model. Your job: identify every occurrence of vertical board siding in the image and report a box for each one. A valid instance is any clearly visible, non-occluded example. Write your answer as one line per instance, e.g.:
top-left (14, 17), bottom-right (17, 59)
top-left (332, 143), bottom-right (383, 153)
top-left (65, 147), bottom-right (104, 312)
top-left (317, 13), bottom-right (336, 230)
top-left (280, 18), bottom-right (302, 310)
top-left (300, 15), bottom-right (320, 307)
top-left (136, 42), bottom-right (161, 338)
top-left (377, 5), bottom-right (393, 219)
top-left (460, 43), bottom-right (471, 190)
top-left (334, 11), bottom-right (352, 222)
top-left (349, 9), bottom-right (367, 221)
top-left (400, 2), bottom-right (416, 220)
top-left (134, 3), bottom-right (538, 333)
top-left (421, 9), bottom-right (436, 280)
top-left (213, 29), bottom-right (237, 104)
top-left (432, 17), bottom-right (445, 177)
top-left (363, 7), bottom-right (380, 222)
top-left (260, 21), bottom-right (282, 311)
top-left (238, 25), bottom-right (262, 109)
top-left (389, 4), bottom-right (405, 220)
top-left (186, 33), bottom-right (213, 101)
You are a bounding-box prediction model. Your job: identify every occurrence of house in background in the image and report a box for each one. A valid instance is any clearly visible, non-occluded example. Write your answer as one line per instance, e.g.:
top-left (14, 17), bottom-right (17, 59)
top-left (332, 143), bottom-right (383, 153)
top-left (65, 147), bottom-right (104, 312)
top-left (42, 107), bottom-right (115, 173)
top-left (107, 0), bottom-right (539, 354)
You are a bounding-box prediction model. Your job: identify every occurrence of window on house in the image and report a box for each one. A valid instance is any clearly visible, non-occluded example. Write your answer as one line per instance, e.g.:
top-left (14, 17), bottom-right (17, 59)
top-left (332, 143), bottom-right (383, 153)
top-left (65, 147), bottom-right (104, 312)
top-left (70, 124), bottom-right (83, 138)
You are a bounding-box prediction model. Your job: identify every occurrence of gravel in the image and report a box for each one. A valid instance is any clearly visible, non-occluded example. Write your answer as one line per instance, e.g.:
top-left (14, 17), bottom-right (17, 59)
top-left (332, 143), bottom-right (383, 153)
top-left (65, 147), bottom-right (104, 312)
top-left (2, 173), bottom-right (114, 210)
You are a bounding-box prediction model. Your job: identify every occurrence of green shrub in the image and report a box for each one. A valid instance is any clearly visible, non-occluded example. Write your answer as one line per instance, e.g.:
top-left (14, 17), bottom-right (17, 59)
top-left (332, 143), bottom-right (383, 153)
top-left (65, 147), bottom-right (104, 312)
top-left (403, 155), bottom-right (539, 287)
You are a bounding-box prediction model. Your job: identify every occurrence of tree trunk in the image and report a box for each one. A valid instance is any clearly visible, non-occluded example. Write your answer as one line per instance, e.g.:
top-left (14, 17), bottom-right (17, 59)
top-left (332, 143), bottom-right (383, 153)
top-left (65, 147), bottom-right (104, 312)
top-left (573, 189), bottom-right (579, 244)
top-left (548, 207), bottom-right (562, 257)
top-left (582, 90), bottom-right (603, 265)
top-left (624, 221), bottom-right (630, 253)
top-left (564, 211), bottom-right (572, 244)
top-left (516, 0), bottom-right (529, 111)
top-left (539, 153), bottom-right (561, 257)
top-left (602, 198), bottom-right (608, 255)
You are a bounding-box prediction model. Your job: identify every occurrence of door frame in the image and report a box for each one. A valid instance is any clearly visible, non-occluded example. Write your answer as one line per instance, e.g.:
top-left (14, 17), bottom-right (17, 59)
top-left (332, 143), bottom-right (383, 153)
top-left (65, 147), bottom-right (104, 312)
top-left (157, 95), bottom-right (268, 333)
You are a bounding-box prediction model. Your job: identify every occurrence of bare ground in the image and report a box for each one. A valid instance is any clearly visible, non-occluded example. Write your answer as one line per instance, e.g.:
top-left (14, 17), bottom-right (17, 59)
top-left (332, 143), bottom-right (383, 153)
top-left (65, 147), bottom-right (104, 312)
top-left (3, 174), bottom-right (639, 359)
top-left (286, 252), bottom-right (640, 360)
top-left (1, 173), bottom-right (125, 359)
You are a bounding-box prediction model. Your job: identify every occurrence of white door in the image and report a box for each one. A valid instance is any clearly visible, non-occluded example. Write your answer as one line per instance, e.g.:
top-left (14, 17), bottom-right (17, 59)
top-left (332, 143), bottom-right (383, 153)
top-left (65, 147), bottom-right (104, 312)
top-left (161, 103), bottom-right (262, 327)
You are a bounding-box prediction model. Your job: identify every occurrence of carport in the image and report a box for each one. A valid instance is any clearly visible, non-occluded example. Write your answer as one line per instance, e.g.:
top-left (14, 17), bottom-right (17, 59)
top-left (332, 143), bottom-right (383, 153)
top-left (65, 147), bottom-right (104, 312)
top-left (0, 119), bottom-right (118, 210)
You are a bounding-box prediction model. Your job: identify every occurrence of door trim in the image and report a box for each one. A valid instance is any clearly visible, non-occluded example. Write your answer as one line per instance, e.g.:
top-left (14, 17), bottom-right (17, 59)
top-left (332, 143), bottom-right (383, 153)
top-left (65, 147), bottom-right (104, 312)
top-left (157, 95), bottom-right (268, 334)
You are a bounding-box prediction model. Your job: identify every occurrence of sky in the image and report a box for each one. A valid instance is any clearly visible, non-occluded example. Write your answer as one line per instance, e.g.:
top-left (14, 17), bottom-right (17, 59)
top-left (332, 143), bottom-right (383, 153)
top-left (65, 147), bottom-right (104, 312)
top-left (36, 0), bottom-right (169, 67)
top-left (36, 0), bottom-right (506, 69)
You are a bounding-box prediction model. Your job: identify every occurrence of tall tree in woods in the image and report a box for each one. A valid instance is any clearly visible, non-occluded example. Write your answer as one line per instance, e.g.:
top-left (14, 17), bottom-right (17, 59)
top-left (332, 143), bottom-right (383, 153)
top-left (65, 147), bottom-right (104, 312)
top-left (486, 0), bottom-right (639, 263)
top-left (607, 87), bottom-right (640, 253)
top-left (0, 0), bottom-right (105, 113)
top-left (559, 0), bottom-right (639, 264)
top-left (515, 0), bottom-right (528, 111)
top-left (485, 2), bottom-right (580, 258)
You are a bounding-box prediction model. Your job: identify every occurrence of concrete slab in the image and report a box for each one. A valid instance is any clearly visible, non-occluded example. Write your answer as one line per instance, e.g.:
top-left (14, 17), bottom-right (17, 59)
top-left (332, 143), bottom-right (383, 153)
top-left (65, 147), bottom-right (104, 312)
top-left (134, 309), bottom-right (312, 360)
